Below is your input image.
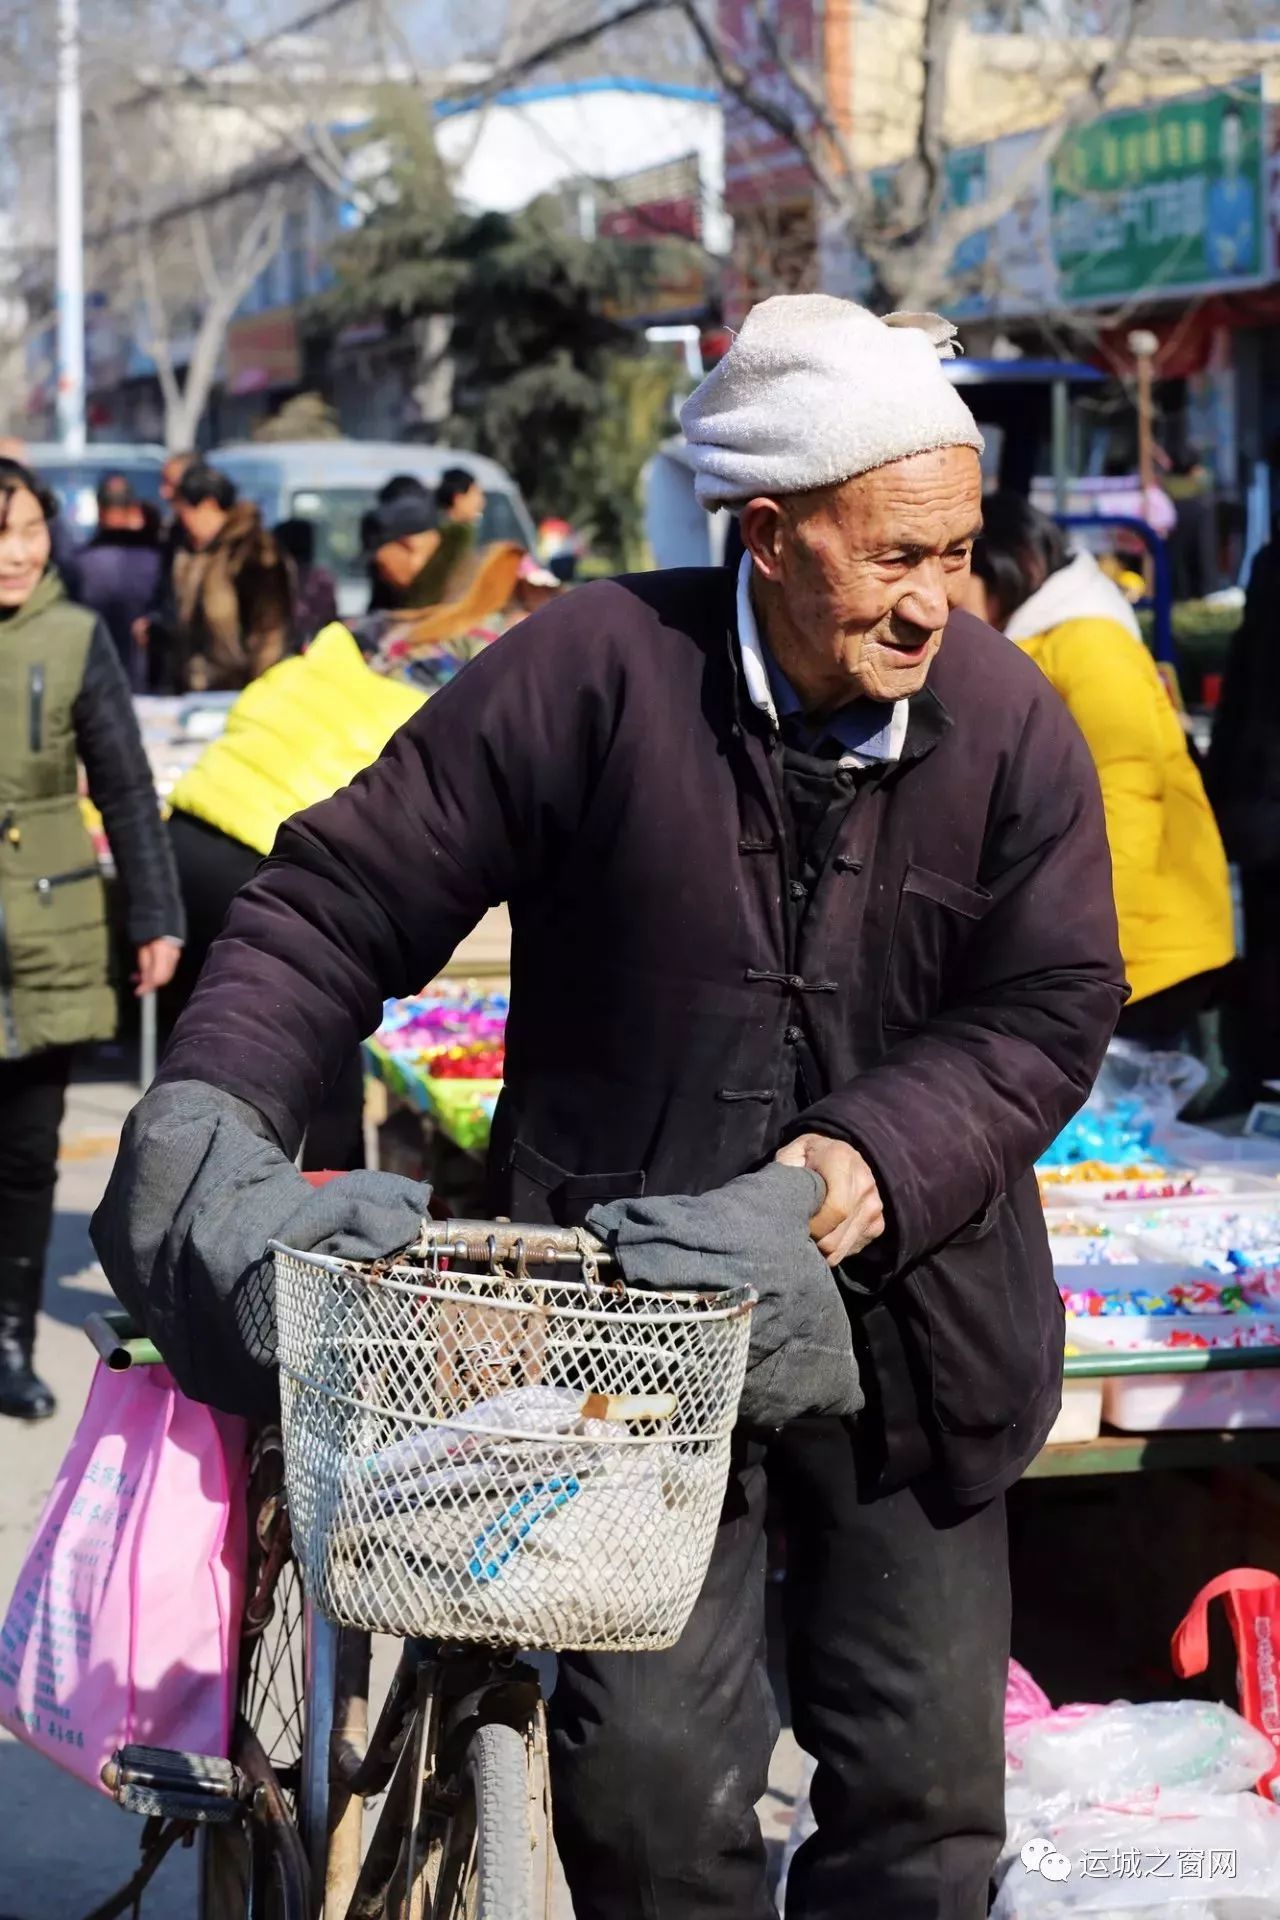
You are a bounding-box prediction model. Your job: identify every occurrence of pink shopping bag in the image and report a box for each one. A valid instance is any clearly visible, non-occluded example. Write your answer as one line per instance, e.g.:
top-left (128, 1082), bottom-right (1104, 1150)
top-left (0, 1360), bottom-right (248, 1794)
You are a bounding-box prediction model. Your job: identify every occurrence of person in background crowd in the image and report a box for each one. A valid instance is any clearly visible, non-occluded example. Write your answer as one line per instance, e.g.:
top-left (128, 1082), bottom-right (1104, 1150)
top-left (1166, 450), bottom-right (1216, 603)
top-left (162, 622), bottom-right (423, 1171)
top-left (380, 473), bottom-right (431, 505)
top-left (426, 464), bottom-right (487, 599)
top-left (64, 474), bottom-right (163, 689)
top-left (365, 477), bottom-right (436, 612)
top-left (362, 488), bottom-right (445, 615)
top-left (0, 457), bottom-right (182, 1420)
top-left (274, 518), bottom-right (338, 647)
top-left (165, 463), bottom-right (294, 691)
top-left (437, 465), bottom-right (485, 529)
top-left (1206, 530), bottom-right (1280, 1105)
top-left (966, 493), bottom-right (1234, 1048)
top-left (133, 449), bottom-right (197, 686)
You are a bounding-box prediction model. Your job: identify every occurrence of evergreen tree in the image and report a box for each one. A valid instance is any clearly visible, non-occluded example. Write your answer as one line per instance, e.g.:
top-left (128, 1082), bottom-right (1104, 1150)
top-left (319, 101), bottom-right (661, 534)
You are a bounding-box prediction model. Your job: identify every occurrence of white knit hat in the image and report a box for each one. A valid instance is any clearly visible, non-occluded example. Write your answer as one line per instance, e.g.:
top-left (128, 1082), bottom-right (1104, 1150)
top-left (679, 294), bottom-right (984, 509)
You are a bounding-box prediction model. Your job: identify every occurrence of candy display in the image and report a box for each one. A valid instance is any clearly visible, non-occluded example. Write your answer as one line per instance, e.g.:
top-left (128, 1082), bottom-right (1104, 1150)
top-left (1059, 1279), bottom-right (1278, 1323)
top-left (1133, 1207), bottom-right (1280, 1275)
top-left (1038, 1159), bottom-right (1165, 1192)
top-left (1048, 1236), bottom-right (1140, 1265)
top-left (1037, 1100), bottom-right (1172, 1174)
top-left (1086, 1177), bottom-right (1212, 1202)
top-left (364, 986), bottom-right (508, 1155)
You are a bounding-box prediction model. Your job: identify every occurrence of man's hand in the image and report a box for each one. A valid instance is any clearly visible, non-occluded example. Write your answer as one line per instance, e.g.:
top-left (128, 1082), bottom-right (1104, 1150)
top-left (134, 938), bottom-right (182, 997)
top-left (774, 1133), bottom-right (885, 1266)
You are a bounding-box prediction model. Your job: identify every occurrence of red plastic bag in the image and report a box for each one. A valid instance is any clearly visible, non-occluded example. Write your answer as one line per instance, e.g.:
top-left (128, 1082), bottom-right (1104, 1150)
top-left (1172, 1567), bottom-right (1280, 1801)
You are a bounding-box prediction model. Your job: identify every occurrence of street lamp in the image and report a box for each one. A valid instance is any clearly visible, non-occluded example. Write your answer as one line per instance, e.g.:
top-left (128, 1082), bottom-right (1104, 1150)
top-left (56, 0), bottom-right (85, 454)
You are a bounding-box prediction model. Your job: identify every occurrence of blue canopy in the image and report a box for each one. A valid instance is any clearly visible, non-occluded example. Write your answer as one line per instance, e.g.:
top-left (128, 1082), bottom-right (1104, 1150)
top-left (944, 359), bottom-right (1104, 387)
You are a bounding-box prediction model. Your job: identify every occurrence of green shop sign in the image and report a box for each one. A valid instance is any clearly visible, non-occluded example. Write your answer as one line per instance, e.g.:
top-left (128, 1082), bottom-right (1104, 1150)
top-left (1050, 80), bottom-right (1264, 303)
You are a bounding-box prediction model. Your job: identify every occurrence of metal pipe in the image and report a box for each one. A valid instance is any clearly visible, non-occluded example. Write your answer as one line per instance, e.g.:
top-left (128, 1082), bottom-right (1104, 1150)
top-left (55, 0), bottom-right (86, 454)
top-left (301, 1605), bottom-right (338, 1904)
top-left (83, 1309), bottom-right (163, 1370)
top-left (139, 990), bottom-right (157, 1093)
top-left (1051, 380), bottom-right (1069, 518)
top-left (323, 1630), bottom-right (371, 1919)
top-left (1065, 1346), bottom-right (1280, 1379)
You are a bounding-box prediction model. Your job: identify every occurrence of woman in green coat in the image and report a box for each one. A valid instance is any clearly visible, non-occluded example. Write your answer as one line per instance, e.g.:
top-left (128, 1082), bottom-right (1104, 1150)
top-left (0, 458), bottom-right (183, 1421)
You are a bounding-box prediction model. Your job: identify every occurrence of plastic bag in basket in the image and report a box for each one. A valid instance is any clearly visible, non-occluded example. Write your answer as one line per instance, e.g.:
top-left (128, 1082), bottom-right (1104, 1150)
top-left (322, 1383), bottom-right (715, 1645)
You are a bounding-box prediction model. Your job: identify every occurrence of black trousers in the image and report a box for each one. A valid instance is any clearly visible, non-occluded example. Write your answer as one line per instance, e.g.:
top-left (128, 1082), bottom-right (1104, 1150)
top-left (1223, 869), bottom-right (1280, 1090)
top-left (0, 1049), bottom-right (73, 1271)
top-left (166, 810), bottom-right (366, 1171)
top-left (1114, 964), bottom-right (1229, 1052)
top-left (550, 1419), bottom-right (1009, 1920)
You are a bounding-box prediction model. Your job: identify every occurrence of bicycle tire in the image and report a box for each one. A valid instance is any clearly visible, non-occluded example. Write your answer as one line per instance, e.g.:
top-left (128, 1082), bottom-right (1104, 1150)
top-left (428, 1722), bottom-right (539, 1920)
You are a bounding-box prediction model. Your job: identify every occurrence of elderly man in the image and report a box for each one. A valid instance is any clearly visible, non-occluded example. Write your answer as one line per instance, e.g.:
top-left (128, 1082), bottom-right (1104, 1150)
top-left (94, 298), bottom-right (1125, 1918)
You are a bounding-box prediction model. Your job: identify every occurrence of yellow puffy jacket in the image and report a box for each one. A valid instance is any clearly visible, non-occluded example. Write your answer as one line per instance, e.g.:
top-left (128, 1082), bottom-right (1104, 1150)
top-left (169, 622), bottom-right (425, 856)
top-left (1009, 555), bottom-right (1233, 1006)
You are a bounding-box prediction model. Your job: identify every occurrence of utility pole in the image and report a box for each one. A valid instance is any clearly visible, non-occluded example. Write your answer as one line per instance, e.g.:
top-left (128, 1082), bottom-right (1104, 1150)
top-left (56, 0), bottom-right (85, 453)
top-left (1128, 328), bottom-right (1159, 514)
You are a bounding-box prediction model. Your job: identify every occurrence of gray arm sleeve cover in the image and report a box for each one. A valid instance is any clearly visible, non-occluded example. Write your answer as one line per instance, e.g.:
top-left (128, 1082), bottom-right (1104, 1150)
top-left (91, 1079), bottom-right (434, 1418)
top-left (588, 1163), bottom-right (863, 1430)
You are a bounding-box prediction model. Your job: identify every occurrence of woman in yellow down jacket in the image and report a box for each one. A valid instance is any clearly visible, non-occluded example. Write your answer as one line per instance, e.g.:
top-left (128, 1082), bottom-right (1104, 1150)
top-left (966, 493), bottom-right (1233, 1046)
top-left (164, 620), bottom-right (425, 1166)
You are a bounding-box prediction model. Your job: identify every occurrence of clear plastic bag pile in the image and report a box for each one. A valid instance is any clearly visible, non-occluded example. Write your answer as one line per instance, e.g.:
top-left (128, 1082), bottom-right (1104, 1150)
top-left (995, 1690), bottom-right (1280, 1918)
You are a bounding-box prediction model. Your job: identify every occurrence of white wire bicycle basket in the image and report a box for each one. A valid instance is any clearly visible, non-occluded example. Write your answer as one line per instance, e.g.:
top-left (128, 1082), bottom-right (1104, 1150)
top-left (271, 1222), bottom-right (755, 1652)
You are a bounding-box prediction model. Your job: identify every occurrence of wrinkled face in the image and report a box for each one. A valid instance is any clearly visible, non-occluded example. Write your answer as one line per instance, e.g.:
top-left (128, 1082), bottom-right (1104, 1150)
top-left (742, 445), bottom-right (983, 709)
top-left (0, 486), bottom-right (51, 608)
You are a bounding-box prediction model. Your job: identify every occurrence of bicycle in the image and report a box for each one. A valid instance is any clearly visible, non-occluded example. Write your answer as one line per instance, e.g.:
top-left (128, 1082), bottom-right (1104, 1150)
top-left (90, 1219), bottom-right (754, 1920)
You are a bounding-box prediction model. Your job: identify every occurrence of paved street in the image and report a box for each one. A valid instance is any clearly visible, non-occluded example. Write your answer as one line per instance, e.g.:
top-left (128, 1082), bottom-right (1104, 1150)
top-left (0, 1069), bottom-right (807, 1919)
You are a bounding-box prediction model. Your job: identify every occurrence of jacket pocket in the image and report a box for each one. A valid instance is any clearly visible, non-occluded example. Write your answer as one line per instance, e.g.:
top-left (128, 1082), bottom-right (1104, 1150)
top-left (901, 1194), bottom-right (1062, 1439)
top-left (7, 863), bottom-right (109, 991)
top-left (507, 1138), bottom-right (646, 1230)
top-left (882, 863), bottom-right (992, 1033)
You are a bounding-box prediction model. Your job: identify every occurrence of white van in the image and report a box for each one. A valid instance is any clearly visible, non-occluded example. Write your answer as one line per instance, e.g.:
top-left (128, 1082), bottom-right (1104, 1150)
top-left (208, 440), bottom-right (537, 618)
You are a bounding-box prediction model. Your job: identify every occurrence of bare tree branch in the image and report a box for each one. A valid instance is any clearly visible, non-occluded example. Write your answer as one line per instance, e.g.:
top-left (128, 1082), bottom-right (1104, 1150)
top-left (674, 0), bottom-right (843, 210)
top-left (453, 0), bottom-right (673, 104)
top-left (134, 225), bottom-right (184, 426)
top-left (188, 207), bottom-right (221, 305)
top-left (742, 0), bottom-right (864, 213)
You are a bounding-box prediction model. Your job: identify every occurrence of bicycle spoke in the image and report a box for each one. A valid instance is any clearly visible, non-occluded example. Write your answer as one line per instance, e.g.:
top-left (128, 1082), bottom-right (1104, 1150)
top-left (237, 1557), bottom-right (307, 1803)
